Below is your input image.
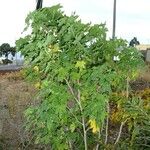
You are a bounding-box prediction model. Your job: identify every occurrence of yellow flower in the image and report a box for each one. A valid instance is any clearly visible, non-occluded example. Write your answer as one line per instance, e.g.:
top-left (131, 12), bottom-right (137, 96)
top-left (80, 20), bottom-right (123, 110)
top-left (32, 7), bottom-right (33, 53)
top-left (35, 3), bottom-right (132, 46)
top-left (48, 44), bottom-right (61, 53)
top-left (89, 119), bottom-right (100, 134)
top-left (48, 44), bottom-right (52, 49)
top-left (75, 60), bottom-right (86, 69)
top-left (35, 82), bottom-right (41, 89)
top-left (33, 66), bottom-right (39, 72)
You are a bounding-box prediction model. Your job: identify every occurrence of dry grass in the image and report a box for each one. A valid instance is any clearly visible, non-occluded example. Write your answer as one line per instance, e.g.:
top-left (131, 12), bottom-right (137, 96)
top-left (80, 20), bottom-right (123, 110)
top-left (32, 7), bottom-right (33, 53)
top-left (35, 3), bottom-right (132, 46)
top-left (139, 64), bottom-right (150, 82)
top-left (0, 71), bottom-right (38, 149)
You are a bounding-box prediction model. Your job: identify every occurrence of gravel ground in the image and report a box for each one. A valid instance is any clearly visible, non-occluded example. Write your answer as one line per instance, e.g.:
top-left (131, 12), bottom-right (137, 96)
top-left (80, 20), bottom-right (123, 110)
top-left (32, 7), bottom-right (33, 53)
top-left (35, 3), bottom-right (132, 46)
top-left (0, 64), bottom-right (23, 71)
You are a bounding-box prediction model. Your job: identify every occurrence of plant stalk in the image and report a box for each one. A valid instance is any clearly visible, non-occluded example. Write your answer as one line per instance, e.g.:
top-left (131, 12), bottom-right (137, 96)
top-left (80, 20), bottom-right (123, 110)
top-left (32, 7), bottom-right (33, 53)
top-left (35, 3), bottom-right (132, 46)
top-left (105, 102), bottom-right (109, 145)
top-left (115, 119), bottom-right (127, 145)
top-left (96, 130), bottom-right (101, 150)
top-left (77, 80), bottom-right (88, 150)
top-left (82, 116), bottom-right (88, 150)
top-left (66, 79), bottom-right (88, 150)
top-left (126, 77), bottom-right (129, 99)
top-left (68, 140), bottom-right (73, 150)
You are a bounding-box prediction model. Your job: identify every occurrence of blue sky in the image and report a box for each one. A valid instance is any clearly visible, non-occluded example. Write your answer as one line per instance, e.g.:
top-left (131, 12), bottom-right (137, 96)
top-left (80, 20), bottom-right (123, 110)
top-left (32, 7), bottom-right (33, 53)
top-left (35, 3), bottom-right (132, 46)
top-left (0, 0), bottom-right (150, 46)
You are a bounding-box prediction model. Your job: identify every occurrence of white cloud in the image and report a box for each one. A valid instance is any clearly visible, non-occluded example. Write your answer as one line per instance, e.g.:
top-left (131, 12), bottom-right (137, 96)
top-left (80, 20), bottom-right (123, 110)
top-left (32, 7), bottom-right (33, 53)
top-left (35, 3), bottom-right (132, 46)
top-left (116, 0), bottom-right (150, 43)
top-left (0, 0), bottom-right (150, 45)
top-left (0, 0), bottom-right (35, 46)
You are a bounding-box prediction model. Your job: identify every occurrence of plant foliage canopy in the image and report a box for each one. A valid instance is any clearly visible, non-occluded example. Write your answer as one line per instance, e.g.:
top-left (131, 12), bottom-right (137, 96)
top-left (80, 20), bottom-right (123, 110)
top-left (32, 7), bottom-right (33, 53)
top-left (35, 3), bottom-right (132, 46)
top-left (16, 5), bottom-right (145, 149)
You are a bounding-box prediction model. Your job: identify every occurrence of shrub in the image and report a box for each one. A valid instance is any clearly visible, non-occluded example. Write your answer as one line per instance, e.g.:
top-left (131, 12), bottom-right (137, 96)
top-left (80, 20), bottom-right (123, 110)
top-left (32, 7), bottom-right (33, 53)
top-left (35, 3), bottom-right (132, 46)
top-left (16, 5), bottom-right (145, 149)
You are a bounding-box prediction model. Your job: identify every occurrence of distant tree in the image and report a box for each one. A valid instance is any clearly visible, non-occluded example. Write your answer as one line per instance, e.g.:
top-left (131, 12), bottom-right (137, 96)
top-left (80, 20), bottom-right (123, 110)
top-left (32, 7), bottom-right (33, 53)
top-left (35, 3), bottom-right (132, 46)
top-left (0, 43), bottom-right (16, 59)
top-left (0, 43), bottom-right (10, 58)
top-left (129, 37), bottom-right (140, 47)
top-left (10, 47), bottom-right (16, 57)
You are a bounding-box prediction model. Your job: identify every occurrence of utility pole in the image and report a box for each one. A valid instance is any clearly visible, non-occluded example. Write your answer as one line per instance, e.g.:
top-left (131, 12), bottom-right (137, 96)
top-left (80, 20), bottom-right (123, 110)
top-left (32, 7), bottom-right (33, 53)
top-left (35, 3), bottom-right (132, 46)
top-left (112, 0), bottom-right (116, 39)
top-left (36, 0), bottom-right (43, 10)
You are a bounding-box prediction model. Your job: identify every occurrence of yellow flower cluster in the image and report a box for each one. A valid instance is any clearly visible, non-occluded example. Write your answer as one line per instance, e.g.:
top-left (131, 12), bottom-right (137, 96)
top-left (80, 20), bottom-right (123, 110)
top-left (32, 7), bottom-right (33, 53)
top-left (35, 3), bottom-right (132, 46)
top-left (35, 82), bottom-right (41, 89)
top-left (89, 119), bottom-right (100, 134)
top-left (48, 44), bottom-right (61, 53)
top-left (75, 60), bottom-right (86, 69)
top-left (33, 66), bottom-right (39, 72)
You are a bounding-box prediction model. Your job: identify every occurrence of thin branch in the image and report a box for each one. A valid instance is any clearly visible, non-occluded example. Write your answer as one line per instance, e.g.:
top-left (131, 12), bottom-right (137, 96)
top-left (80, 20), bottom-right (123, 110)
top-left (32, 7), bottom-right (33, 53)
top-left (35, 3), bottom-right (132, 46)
top-left (105, 102), bottom-right (110, 144)
top-left (65, 79), bottom-right (80, 106)
top-left (66, 79), bottom-right (88, 150)
top-left (77, 89), bottom-right (82, 111)
top-left (96, 129), bottom-right (101, 150)
top-left (82, 116), bottom-right (88, 150)
top-left (66, 106), bottom-right (83, 125)
top-left (68, 140), bottom-right (73, 150)
top-left (126, 77), bottom-right (130, 99)
top-left (115, 119), bottom-right (127, 145)
top-left (86, 127), bottom-right (91, 132)
top-left (77, 79), bottom-right (88, 150)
